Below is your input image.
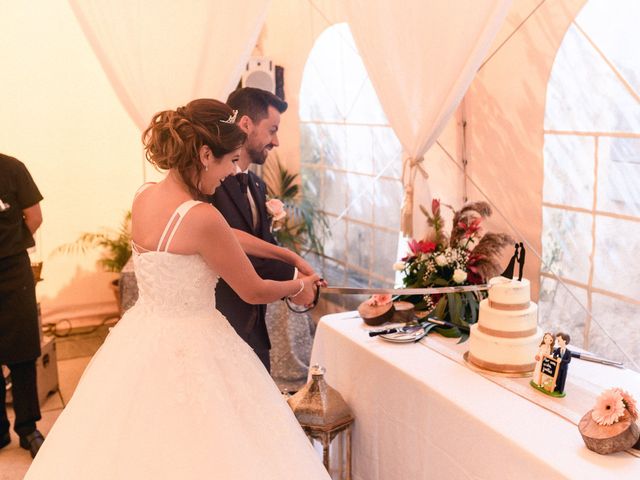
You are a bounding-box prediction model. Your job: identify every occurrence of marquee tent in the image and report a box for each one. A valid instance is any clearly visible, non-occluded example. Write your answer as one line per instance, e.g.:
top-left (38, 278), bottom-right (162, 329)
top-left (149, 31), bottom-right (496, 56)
top-left (1, 0), bottom-right (638, 368)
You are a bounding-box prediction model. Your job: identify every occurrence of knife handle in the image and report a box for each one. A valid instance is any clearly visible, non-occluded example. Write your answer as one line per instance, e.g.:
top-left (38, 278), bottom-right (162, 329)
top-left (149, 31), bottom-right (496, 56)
top-left (369, 328), bottom-right (398, 337)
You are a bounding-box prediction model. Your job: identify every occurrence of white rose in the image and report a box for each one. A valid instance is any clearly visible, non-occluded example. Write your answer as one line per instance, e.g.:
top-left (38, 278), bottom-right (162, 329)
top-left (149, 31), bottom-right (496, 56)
top-left (453, 268), bottom-right (467, 284)
top-left (393, 261), bottom-right (406, 271)
top-left (435, 254), bottom-right (448, 267)
top-left (265, 198), bottom-right (286, 221)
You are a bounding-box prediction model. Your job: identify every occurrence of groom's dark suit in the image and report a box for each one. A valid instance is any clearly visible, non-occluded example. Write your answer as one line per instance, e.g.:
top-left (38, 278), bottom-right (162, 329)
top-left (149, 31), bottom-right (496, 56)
top-left (209, 171), bottom-right (295, 371)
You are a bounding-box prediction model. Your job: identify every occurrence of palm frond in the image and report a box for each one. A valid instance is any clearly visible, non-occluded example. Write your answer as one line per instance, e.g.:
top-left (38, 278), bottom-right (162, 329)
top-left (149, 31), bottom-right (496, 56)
top-left (50, 211), bottom-right (132, 273)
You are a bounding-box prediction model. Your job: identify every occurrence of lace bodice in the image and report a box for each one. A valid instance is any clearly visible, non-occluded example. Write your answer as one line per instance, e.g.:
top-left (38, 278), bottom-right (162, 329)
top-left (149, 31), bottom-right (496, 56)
top-left (133, 252), bottom-right (218, 314)
top-left (129, 198), bottom-right (218, 315)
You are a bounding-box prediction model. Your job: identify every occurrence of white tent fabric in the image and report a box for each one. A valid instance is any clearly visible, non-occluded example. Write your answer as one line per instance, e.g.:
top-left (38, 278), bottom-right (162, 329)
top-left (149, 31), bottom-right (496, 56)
top-left (345, 0), bottom-right (512, 236)
top-left (68, 0), bottom-right (271, 130)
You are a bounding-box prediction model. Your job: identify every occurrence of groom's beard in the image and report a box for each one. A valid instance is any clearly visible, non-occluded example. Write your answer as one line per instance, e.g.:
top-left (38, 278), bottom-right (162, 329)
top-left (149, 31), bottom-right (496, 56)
top-left (246, 143), bottom-right (273, 165)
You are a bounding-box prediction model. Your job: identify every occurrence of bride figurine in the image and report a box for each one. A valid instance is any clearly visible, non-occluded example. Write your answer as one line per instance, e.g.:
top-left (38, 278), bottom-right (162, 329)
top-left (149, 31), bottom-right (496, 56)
top-left (25, 99), bottom-right (330, 479)
top-left (532, 332), bottom-right (555, 386)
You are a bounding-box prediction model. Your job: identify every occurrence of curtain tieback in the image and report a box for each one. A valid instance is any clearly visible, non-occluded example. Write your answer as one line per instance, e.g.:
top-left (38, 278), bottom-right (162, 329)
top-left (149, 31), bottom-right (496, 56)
top-left (400, 156), bottom-right (428, 238)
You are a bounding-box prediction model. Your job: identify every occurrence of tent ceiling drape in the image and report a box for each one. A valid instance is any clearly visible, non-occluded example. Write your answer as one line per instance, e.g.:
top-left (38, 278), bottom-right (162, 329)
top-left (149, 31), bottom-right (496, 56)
top-left (69, 0), bottom-right (511, 236)
top-left (68, 0), bottom-right (271, 131)
top-left (344, 0), bottom-right (512, 237)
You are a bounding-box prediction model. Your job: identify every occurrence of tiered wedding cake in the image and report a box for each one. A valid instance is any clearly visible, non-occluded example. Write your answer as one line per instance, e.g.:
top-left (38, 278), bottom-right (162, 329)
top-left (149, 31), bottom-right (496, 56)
top-left (468, 276), bottom-right (542, 373)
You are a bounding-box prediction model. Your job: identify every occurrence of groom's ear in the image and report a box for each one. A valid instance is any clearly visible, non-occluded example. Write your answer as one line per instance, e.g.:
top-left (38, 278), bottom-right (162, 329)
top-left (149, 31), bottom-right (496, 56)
top-left (237, 114), bottom-right (252, 133)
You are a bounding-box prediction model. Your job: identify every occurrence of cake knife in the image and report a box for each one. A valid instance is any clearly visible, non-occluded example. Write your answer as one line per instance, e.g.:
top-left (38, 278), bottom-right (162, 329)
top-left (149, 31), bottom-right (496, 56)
top-left (286, 283), bottom-right (491, 313)
top-left (570, 351), bottom-right (624, 368)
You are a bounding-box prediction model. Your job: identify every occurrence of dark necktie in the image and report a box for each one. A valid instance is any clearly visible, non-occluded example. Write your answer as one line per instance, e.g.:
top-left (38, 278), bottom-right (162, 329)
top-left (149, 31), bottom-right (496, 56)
top-left (235, 173), bottom-right (255, 229)
top-left (236, 172), bottom-right (249, 194)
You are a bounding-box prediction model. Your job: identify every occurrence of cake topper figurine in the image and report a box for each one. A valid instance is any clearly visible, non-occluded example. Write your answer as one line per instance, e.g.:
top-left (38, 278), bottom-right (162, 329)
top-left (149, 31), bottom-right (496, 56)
top-left (552, 332), bottom-right (571, 395)
top-left (500, 242), bottom-right (526, 280)
top-left (530, 330), bottom-right (569, 398)
top-left (500, 243), bottom-right (519, 279)
top-left (532, 332), bottom-right (555, 387)
top-left (517, 242), bottom-right (525, 281)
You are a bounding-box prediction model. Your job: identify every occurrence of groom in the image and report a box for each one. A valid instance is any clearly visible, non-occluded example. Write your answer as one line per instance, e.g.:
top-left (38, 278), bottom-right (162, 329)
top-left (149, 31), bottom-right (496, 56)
top-left (209, 87), bottom-right (312, 371)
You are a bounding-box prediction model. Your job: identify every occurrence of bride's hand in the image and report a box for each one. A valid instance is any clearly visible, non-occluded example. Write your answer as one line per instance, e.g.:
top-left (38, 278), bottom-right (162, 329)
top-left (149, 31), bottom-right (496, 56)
top-left (289, 274), bottom-right (321, 306)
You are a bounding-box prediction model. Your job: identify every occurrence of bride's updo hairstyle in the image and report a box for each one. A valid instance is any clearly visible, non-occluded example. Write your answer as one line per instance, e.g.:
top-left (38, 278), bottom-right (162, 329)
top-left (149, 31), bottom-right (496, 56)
top-left (142, 98), bottom-right (246, 197)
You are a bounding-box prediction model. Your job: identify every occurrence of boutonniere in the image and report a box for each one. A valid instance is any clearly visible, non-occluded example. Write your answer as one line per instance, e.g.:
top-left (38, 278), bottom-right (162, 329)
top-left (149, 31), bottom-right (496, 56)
top-left (265, 197), bottom-right (287, 231)
top-left (0, 197), bottom-right (10, 212)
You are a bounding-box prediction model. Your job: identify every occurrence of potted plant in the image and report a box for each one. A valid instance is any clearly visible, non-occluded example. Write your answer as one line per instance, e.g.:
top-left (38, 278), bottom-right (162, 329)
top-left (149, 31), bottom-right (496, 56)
top-left (263, 156), bottom-right (329, 255)
top-left (52, 211), bottom-right (132, 308)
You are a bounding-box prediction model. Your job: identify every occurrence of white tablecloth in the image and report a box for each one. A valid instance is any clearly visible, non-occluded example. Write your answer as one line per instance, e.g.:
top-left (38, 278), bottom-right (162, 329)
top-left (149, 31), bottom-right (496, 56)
top-left (310, 312), bottom-right (640, 480)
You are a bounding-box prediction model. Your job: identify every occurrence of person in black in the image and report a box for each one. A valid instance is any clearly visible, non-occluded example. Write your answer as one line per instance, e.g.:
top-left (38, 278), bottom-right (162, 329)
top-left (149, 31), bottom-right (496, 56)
top-left (0, 153), bottom-right (45, 458)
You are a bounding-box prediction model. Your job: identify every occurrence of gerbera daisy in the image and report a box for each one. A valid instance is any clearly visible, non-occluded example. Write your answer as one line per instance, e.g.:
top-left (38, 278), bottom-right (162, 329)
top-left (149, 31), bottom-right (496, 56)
top-left (613, 388), bottom-right (638, 421)
top-left (591, 388), bottom-right (625, 426)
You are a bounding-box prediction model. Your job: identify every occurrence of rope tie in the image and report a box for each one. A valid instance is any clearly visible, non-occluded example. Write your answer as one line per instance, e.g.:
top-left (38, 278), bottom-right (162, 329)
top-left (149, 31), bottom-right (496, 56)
top-left (400, 155), bottom-right (428, 237)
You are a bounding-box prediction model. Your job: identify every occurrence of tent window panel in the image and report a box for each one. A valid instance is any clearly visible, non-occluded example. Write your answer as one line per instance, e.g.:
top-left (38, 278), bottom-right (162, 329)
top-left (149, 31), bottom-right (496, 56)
top-left (372, 126), bottom-right (403, 177)
top-left (590, 293), bottom-right (640, 365)
top-left (543, 0), bottom-right (640, 369)
top-left (542, 134), bottom-right (594, 209)
top-left (541, 207), bottom-right (592, 283)
top-left (544, 25), bottom-right (640, 133)
top-left (322, 169), bottom-right (348, 216)
top-left (574, 0), bottom-right (640, 97)
top-left (321, 215), bottom-right (347, 264)
top-left (597, 137), bottom-right (640, 216)
top-left (593, 216), bottom-right (640, 300)
top-left (299, 23), bottom-right (402, 288)
top-left (345, 173), bottom-right (374, 224)
top-left (319, 123), bottom-right (348, 169)
top-left (538, 276), bottom-right (589, 349)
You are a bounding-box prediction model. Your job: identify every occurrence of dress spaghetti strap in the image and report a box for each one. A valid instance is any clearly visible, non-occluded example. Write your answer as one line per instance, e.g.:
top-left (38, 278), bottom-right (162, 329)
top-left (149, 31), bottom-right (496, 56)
top-left (157, 200), bottom-right (203, 252)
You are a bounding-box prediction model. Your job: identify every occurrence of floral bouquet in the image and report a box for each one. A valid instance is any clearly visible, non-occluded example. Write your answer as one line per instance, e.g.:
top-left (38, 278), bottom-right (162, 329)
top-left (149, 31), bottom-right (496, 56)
top-left (394, 199), bottom-right (512, 339)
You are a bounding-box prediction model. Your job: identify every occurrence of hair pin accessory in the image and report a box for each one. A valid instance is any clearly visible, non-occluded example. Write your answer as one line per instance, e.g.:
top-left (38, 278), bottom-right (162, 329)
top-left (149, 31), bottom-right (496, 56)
top-left (220, 109), bottom-right (238, 124)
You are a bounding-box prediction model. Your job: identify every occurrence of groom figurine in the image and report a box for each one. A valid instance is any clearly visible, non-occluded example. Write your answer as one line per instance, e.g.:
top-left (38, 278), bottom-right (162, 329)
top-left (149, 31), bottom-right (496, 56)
top-left (209, 87), bottom-right (311, 371)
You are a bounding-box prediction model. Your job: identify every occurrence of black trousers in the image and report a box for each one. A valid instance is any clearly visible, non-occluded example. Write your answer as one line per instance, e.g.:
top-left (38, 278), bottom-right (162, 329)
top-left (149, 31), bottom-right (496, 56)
top-left (0, 360), bottom-right (41, 437)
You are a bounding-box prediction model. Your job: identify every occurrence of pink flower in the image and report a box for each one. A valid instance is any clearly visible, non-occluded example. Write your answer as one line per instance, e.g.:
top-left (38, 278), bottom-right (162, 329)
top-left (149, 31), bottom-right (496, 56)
top-left (613, 388), bottom-right (638, 421)
top-left (591, 388), bottom-right (625, 426)
top-left (265, 198), bottom-right (286, 221)
top-left (432, 198), bottom-right (441, 216)
top-left (366, 294), bottom-right (392, 307)
top-left (408, 239), bottom-right (436, 255)
top-left (458, 217), bottom-right (482, 238)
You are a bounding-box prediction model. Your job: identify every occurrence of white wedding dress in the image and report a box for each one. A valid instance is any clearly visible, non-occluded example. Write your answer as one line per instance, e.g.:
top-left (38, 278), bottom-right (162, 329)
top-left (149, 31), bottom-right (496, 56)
top-left (25, 201), bottom-right (330, 479)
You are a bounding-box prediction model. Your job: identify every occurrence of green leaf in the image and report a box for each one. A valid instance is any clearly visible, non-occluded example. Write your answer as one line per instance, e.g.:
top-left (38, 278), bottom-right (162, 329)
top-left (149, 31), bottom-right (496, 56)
top-left (447, 293), bottom-right (462, 325)
top-left (434, 296), bottom-right (448, 320)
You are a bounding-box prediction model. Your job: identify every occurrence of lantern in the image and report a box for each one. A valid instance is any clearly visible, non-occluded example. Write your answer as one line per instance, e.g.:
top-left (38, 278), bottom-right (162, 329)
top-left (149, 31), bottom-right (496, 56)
top-left (288, 365), bottom-right (353, 479)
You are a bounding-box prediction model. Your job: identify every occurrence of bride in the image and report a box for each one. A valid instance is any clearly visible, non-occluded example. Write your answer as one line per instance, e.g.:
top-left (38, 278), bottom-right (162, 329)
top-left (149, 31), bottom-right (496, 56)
top-left (25, 99), bottom-right (330, 479)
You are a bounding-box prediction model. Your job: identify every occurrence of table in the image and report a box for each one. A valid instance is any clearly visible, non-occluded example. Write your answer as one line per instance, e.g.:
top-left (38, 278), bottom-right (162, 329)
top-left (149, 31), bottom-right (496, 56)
top-left (310, 312), bottom-right (640, 480)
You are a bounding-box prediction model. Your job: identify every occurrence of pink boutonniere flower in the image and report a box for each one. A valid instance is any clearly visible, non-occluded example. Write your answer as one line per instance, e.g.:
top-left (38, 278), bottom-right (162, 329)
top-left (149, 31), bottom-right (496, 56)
top-left (266, 198), bottom-right (287, 222)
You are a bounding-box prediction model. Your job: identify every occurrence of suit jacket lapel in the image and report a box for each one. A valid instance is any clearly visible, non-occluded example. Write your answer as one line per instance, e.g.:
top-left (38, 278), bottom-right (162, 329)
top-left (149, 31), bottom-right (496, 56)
top-left (222, 177), bottom-right (255, 232)
top-left (248, 171), bottom-right (265, 234)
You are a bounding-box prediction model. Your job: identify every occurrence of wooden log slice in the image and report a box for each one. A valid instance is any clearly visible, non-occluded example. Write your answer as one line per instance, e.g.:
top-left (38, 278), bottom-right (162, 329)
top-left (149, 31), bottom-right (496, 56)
top-left (578, 410), bottom-right (640, 455)
top-left (358, 301), bottom-right (394, 326)
top-left (392, 301), bottom-right (415, 323)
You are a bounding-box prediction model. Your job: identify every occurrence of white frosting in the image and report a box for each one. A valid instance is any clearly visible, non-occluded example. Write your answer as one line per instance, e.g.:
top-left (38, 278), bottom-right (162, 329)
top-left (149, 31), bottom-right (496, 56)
top-left (469, 276), bottom-right (540, 372)
top-left (469, 325), bottom-right (543, 367)
top-left (488, 276), bottom-right (530, 305)
top-left (477, 299), bottom-right (538, 335)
